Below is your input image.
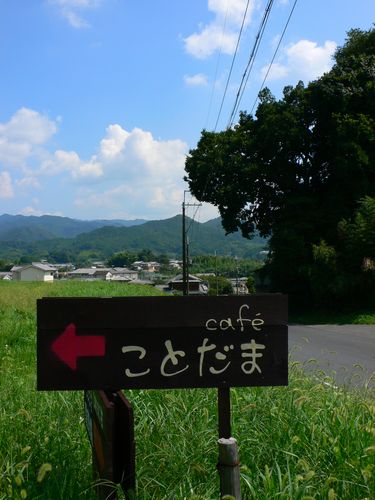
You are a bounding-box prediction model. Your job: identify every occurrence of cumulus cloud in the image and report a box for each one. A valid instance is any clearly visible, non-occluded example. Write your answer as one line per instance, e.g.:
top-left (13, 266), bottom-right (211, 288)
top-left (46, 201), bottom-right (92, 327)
top-left (73, 124), bottom-right (189, 218)
top-left (184, 73), bottom-right (209, 86)
top-left (0, 108), bottom-right (57, 144)
top-left (261, 39), bottom-right (337, 82)
top-left (0, 108), bottom-right (57, 168)
top-left (39, 150), bottom-right (103, 179)
top-left (0, 106), bottom-right (215, 219)
top-left (184, 0), bottom-right (255, 59)
top-left (0, 171), bottom-right (14, 198)
top-left (100, 124), bottom-right (129, 159)
top-left (286, 39), bottom-right (337, 80)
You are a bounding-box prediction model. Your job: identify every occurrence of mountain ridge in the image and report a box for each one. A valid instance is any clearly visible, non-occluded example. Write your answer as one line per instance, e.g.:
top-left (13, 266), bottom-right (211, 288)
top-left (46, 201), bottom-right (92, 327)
top-left (0, 213), bottom-right (267, 262)
top-left (0, 213), bottom-right (147, 241)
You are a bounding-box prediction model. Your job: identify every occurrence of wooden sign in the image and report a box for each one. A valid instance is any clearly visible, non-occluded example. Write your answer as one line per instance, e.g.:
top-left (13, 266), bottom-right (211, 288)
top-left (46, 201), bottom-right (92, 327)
top-left (84, 390), bottom-right (135, 498)
top-left (37, 295), bottom-right (288, 391)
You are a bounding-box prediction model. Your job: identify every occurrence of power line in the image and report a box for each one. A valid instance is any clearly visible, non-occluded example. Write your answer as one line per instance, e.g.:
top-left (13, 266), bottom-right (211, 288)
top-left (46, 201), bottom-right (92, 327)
top-left (250, 0), bottom-right (299, 115)
top-left (204, 2), bottom-right (230, 131)
top-left (213, 0), bottom-right (251, 131)
top-left (227, 0), bottom-right (275, 128)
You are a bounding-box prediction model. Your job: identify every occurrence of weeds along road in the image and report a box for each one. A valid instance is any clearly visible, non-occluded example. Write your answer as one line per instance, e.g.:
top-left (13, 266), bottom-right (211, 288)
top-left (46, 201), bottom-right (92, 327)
top-left (288, 325), bottom-right (375, 389)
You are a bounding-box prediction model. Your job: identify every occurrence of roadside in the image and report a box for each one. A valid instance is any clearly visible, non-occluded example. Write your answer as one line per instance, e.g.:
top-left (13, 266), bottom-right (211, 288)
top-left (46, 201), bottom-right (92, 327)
top-left (289, 324), bottom-right (375, 389)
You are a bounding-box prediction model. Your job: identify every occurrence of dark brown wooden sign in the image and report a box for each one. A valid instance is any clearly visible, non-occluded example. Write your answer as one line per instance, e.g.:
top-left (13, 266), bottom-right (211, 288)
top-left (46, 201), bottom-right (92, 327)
top-left (84, 390), bottom-right (135, 499)
top-left (37, 295), bottom-right (288, 391)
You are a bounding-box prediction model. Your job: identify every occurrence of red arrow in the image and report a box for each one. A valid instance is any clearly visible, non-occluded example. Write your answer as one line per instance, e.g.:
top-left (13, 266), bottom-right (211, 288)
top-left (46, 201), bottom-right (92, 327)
top-left (51, 323), bottom-right (106, 371)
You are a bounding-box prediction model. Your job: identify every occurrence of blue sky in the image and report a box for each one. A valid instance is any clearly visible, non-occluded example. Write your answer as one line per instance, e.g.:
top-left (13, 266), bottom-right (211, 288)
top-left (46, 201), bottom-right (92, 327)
top-left (0, 0), bottom-right (373, 222)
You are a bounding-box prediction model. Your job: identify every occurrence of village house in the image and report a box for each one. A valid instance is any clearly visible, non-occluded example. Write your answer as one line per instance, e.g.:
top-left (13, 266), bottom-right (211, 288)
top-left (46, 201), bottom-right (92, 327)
top-left (168, 274), bottom-right (208, 295)
top-left (67, 267), bottom-right (138, 281)
top-left (131, 261), bottom-right (160, 273)
top-left (11, 262), bottom-right (57, 282)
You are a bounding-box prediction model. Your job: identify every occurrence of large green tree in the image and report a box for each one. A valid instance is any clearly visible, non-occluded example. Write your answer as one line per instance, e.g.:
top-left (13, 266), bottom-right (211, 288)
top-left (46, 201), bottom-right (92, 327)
top-left (185, 28), bottom-right (375, 302)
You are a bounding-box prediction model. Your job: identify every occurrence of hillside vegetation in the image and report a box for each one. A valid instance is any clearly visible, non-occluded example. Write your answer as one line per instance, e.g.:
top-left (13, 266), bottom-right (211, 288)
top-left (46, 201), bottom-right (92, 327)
top-left (0, 214), bottom-right (146, 241)
top-left (0, 215), bottom-right (267, 264)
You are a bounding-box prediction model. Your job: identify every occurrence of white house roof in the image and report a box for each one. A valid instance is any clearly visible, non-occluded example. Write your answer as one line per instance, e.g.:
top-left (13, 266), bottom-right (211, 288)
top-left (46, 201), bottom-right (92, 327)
top-left (112, 267), bottom-right (137, 274)
top-left (11, 263), bottom-right (56, 272)
top-left (169, 274), bottom-right (203, 283)
top-left (68, 268), bottom-right (98, 275)
top-left (31, 262), bottom-right (57, 271)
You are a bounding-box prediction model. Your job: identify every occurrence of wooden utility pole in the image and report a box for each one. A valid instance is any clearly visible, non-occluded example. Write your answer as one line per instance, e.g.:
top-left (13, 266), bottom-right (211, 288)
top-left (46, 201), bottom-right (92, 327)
top-left (182, 199), bottom-right (187, 296)
top-left (181, 192), bottom-right (201, 296)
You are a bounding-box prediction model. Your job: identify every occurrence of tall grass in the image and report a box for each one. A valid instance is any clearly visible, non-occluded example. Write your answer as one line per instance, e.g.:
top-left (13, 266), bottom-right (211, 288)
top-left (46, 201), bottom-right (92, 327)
top-left (0, 282), bottom-right (374, 499)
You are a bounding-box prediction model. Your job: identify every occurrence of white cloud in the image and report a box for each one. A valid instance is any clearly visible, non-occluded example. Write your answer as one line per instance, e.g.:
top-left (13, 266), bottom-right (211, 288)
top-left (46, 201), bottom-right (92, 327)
top-left (100, 124), bottom-right (129, 159)
top-left (260, 61), bottom-right (289, 81)
top-left (208, 0), bottom-right (253, 27)
top-left (0, 108), bottom-right (57, 146)
top-left (16, 176), bottom-right (41, 189)
top-left (184, 73), bottom-right (209, 87)
top-left (39, 150), bottom-right (103, 179)
top-left (0, 107), bottom-right (199, 219)
top-left (0, 171), bottom-right (14, 198)
top-left (260, 39), bottom-right (337, 83)
top-left (20, 205), bottom-right (64, 216)
top-left (286, 39), bottom-right (337, 81)
top-left (184, 0), bottom-right (255, 59)
top-left (73, 124), bottom-right (189, 218)
top-left (48, 0), bottom-right (102, 28)
top-left (61, 10), bottom-right (89, 28)
top-left (0, 108), bottom-right (57, 169)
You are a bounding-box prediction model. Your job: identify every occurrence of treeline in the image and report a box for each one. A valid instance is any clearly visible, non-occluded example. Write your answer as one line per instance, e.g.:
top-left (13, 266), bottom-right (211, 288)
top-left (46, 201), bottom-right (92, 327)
top-left (189, 254), bottom-right (262, 278)
top-left (185, 28), bottom-right (375, 308)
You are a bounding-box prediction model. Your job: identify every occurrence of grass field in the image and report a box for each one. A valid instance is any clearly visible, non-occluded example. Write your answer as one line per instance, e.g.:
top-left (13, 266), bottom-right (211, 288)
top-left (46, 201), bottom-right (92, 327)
top-left (0, 282), bottom-right (374, 499)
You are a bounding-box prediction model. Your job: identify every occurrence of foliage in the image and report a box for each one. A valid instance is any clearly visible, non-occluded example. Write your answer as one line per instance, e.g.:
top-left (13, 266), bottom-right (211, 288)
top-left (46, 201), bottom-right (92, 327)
top-left (246, 275), bottom-right (256, 294)
top-left (189, 254), bottom-right (263, 278)
top-left (107, 250), bottom-right (138, 267)
top-left (200, 274), bottom-right (233, 295)
top-left (309, 196), bottom-right (375, 305)
top-left (0, 259), bottom-right (12, 272)
top-left (185, 27), bottom-right (375, 304)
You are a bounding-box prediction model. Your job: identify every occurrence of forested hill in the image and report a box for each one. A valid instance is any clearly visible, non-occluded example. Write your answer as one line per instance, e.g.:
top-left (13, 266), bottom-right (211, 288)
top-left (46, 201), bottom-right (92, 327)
top-left (0, 214), bottom-right (267, 262)
top-left (0, 214), bottom-right (146, 241)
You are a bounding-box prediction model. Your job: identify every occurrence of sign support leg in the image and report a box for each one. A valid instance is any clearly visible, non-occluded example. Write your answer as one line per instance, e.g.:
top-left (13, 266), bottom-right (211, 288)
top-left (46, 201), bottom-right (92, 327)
top-left (217, 437), bottom-right (242, 499)
top-left (217, 387), bottom-right (241, 499)
top-left (217, 387), bottom-right (231, 438)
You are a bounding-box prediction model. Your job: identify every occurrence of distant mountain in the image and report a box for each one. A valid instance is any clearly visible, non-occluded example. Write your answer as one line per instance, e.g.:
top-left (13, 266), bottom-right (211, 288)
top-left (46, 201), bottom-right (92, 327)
top-left (0, 214), bottom-right (267, 262)
top-left (0, 214), bottom-right (146, 241)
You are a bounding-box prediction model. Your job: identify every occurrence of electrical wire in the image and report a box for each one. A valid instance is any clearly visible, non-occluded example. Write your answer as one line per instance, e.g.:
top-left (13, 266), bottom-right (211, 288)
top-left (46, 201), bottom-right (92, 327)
top-left (250, 0), bottom-right (299, 115)
top-left (227, 0), bottom-right (275, 128)
top-left (213, 0), bottom-right (251, 131)
top-left (204, 2), bottom-right (230, 131)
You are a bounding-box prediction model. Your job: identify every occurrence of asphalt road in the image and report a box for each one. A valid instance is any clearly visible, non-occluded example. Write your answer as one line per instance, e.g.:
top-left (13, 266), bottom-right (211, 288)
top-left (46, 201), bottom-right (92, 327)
top-left (288, 325), bottom-right (375, 388)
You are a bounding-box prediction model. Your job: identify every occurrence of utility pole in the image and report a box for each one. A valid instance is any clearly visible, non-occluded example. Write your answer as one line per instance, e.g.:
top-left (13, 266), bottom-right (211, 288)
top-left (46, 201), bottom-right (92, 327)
top-left (182, 192), bottom-right (201, 296)
top-left (182, 197), bottom-right (187, 296)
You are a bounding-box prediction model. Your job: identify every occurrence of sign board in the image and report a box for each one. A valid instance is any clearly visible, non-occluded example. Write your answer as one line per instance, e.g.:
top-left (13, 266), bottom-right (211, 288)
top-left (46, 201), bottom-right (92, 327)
top-left (37, 295), bottom-right (288, 391)
top-left (84, 390), bottom-right (135, 497)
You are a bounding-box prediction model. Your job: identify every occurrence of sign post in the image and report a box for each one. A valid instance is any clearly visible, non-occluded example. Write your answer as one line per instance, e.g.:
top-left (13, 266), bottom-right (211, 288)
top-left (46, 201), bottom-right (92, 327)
top-left (37, 294), bottom-right (288, 499)
top-left (84, 390), bottom-right (135, 499)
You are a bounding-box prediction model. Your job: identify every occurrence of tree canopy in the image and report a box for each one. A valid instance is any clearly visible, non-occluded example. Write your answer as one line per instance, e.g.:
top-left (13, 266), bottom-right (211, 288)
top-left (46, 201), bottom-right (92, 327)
top-left (185, 28), bottom-right (375, 304)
